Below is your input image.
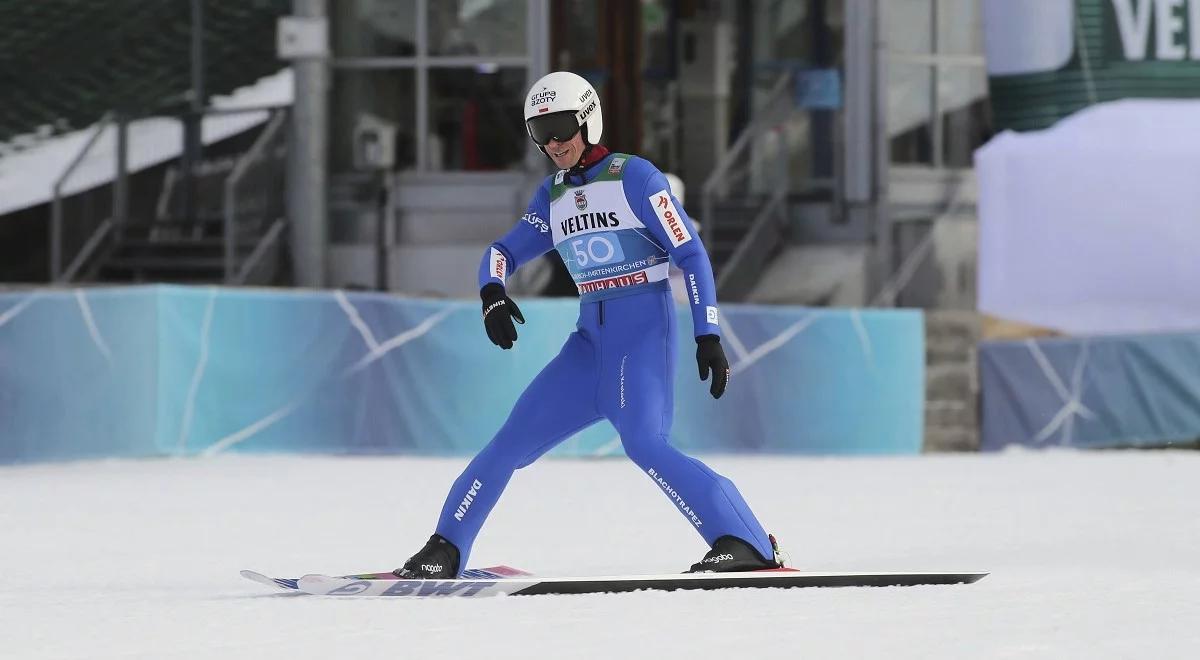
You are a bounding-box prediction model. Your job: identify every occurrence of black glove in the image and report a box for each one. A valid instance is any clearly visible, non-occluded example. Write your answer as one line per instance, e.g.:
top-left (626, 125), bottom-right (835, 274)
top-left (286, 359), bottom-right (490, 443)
top-left (481, 283), bottom-right (525, 349)
top-left (696, 334), bottom-right (730, 399)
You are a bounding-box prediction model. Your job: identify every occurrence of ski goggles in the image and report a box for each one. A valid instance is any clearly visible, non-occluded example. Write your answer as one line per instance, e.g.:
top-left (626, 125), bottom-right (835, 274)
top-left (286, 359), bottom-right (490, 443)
top-left (526, 110), bottom-right (582, 146)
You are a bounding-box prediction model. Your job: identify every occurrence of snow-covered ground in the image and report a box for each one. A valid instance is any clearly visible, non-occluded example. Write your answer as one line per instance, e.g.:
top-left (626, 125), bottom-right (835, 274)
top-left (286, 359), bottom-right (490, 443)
top-left (1, 450), bottom-right (1197, 659)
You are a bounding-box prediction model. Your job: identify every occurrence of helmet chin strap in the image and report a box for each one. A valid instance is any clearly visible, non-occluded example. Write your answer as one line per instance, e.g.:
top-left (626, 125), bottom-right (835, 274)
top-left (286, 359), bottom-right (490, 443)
top-left (561, 144), bottom-right (611, 184)
top-left (571, 124), bottom-right (591, 170)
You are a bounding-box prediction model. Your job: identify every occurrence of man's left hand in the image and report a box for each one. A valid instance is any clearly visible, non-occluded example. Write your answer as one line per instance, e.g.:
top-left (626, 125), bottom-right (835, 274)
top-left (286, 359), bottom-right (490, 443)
top-left (696, 335), bottom-right (730, 399)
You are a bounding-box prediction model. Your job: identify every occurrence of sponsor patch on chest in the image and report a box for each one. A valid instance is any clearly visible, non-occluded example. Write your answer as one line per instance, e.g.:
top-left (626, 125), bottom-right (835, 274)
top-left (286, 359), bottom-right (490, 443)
top-left (648, 189), bottom-right (691, 247)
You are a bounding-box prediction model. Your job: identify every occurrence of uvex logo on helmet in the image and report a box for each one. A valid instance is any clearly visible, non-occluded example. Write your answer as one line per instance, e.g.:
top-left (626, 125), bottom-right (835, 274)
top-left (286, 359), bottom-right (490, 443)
top-left (576, 98), bottom-right (598, 123)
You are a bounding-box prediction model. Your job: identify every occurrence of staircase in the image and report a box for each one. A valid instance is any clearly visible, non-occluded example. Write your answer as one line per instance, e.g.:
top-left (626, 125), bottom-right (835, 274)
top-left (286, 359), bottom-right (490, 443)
top-left (707, 196), bottom-right (765, 275)
top-left (92, 220), bottom-right (268, 283)
top-left (327, 170), bottom-right (540, 297)
top-left (699, 72), bottom-right (798, 301)
top-left (67, 110), bottom-right (290, 286)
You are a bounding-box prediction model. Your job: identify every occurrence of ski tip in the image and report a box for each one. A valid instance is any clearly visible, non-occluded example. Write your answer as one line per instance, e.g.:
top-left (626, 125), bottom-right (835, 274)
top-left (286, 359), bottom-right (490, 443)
top-left (241, 569), bottom-right (279, 585)
top-left (241, 569), bottom-right (301, 591)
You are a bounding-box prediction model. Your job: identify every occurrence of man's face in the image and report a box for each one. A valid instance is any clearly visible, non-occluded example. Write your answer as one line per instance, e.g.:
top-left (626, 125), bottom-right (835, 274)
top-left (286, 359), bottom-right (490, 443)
top-left (544, 131), bottom-right (586, 170)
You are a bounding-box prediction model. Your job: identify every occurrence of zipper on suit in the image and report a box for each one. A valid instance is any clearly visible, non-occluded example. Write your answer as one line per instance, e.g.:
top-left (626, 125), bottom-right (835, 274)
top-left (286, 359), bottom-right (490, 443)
top-left (599, 300), bottom-right (605, 325)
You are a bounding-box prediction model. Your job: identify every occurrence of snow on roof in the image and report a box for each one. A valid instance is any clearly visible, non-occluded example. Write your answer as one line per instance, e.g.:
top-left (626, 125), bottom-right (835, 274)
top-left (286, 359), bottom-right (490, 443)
top-left (0, 68), bottom-right (293, 218)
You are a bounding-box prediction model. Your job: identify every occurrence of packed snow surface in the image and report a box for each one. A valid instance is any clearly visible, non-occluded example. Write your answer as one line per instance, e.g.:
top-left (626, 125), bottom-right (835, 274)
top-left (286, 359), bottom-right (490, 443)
top-left (1, 450), bottom-right (1197, 659)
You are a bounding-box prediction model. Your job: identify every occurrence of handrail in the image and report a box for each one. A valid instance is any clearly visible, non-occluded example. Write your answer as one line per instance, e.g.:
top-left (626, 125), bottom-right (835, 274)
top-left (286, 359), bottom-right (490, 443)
top-left (716, 188), bottom-right (787, 298)
top-left (154, 167), bottom-right (177, 222)
top-left (223, 109), bottom-right (288, 281)
top-left (51, 113), bottom-right (114, 280)
top-left (870, 173), bottom-right (970, 307)
top-left (233, 218), bottom-right (286, 285)
top-left (715, 126), bottom-right (791, 299)
top-left (59, 218), bottom-right (114, 283)
top-left (701, 72), bottom-right (792, 234)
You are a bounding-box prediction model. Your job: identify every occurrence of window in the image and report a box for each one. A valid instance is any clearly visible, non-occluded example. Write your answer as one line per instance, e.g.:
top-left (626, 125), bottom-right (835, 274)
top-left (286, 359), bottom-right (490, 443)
top-left (884, 0), bottom-right (990, 168)
top-left (427, 67), bottom-right (527, 170)
top-left (333, 0), bottom-right (418, 57)
top-left (429, 0), bottom-right (527, 57)
top-left (330, 69), bottom-right (417, 172)
top-left (330, 0), bottom-right (542, 172)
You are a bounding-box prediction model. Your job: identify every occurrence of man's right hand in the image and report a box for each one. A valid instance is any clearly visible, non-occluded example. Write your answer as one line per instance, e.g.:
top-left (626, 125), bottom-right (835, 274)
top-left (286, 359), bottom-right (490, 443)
top-left (481, 283), bottom-right (525, 349)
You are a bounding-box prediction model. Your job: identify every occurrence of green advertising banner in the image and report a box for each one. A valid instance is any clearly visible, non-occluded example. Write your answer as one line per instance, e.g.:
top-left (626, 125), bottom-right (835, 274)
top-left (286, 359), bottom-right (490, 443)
top-left (985, 0), bottom-right (1200, 131)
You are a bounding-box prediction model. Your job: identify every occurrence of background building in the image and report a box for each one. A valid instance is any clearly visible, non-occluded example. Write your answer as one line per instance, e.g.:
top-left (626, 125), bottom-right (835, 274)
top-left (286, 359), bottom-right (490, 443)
top-left (6, 1), bottom-right (1200, 457)
top-left (0, 0), bottom-right (990, 312)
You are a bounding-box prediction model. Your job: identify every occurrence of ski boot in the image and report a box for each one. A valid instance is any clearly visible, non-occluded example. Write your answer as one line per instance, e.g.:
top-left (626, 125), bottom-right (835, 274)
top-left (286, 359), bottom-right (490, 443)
top-left (686, 534), bottom-right (784, 573)
top-left (393, 533), bottom-right (460, 579)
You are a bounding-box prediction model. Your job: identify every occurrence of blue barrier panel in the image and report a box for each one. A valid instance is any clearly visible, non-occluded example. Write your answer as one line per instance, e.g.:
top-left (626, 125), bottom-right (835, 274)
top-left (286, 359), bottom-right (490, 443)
top-left (1, 286), bottom-right (924, 463)
top-left (0, 288), bottom-right (159, 462)
top-left (979, 333), bottom-right (1200, 450)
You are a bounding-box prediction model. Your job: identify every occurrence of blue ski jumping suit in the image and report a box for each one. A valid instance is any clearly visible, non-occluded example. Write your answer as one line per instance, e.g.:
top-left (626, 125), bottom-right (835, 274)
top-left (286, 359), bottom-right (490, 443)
top-left (434, 152), bottom-right (772, 571)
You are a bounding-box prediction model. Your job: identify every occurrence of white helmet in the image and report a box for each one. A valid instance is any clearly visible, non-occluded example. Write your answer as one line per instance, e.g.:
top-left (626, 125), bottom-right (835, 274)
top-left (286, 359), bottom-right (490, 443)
top-left (523, 71), bottom-right (603, 148)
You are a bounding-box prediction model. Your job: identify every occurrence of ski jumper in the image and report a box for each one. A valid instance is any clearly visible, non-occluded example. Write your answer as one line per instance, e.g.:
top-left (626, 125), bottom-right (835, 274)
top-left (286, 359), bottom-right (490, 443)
top-left (434, 153), bottom-right (773, 571)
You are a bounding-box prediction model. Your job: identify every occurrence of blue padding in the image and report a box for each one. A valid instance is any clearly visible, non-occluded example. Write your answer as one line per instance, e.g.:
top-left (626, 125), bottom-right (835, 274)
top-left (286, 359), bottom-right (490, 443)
top-left (980, 333), bottom-right (1200, 450)
top-left (0, 286), bottom-right (925, 463)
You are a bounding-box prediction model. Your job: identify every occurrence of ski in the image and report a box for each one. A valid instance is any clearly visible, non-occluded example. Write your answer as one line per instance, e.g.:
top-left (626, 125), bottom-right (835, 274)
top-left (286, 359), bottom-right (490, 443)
top-left (240, 565), bottom-right (532, 592)
top-left (292, 568), bottom-right (988, 598)
top-left (241, 569), bottom-right (303, 591)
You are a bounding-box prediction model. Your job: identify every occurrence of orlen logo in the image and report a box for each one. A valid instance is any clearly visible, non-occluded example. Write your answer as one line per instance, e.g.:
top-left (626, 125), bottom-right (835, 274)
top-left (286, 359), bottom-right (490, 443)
top-left (649, 191), bottom-right (691, 247)
top-left (657, 196), bottom-right (683, 242)
top-left (490, 248), bottom-right (507, 283)
top-left (530, 89), bottom-right (556, 105)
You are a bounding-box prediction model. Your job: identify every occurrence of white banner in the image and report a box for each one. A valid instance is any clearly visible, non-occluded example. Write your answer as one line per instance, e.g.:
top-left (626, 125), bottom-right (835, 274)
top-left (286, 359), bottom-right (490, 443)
top-left (982, 0), bottom-right (1075, 76)
top-left (975, 99), bottom-right (1200, 334)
